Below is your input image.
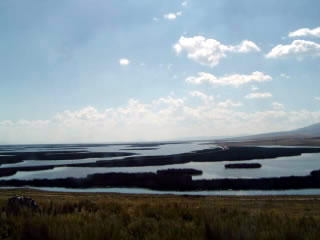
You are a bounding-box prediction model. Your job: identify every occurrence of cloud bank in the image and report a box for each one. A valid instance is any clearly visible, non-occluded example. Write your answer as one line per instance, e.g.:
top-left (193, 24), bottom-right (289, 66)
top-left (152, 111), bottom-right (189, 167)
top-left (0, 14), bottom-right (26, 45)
top-left (1, 93), bottom-right (320, 144)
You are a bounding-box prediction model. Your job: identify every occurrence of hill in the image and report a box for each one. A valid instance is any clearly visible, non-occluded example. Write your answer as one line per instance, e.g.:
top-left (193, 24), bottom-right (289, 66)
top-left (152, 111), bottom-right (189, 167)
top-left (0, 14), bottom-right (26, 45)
top-left (215, 122), bottom-right (320, 146)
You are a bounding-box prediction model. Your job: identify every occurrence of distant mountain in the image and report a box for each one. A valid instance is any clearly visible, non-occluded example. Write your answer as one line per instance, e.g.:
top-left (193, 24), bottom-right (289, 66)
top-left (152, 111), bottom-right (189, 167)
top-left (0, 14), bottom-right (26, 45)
top-left (174, 135), bottom-right (243, 141)
top-left (292, 122), bottom-right (320, 136)
top-left (218, 122), bottom-right (320, 142)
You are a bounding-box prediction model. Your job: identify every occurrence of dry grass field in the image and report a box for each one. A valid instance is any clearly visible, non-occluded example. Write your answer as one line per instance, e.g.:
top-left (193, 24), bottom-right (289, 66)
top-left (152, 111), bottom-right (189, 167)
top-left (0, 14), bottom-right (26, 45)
top-left (1, 189), bottom-right (320, 239)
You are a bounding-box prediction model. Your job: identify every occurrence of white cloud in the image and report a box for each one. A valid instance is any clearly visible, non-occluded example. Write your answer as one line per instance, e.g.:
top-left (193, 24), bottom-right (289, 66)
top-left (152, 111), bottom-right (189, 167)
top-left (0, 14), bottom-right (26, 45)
top-left (152, 94), bottom-right (185, 107)
top-left (2, 95), bottom-right (320, 144)
top-left (245, 92), bottom-right (272, 99)
top-left (186, 71), bottom-right (271, 87)
top-left (189, 91), bottom-right (242, 108)
top-left (289, 27), bottom-right (320, 38)
top-left (315, 97), bottom-right (320, 101)
top-left (280, 73), bottom-right (290, 79)
top-left (235, 40), bottom-right (261, 53)
top-left (164, 11), bottom-right (182, 20)
top-left (265, 40), bottom-right (320, 59)
top-left (119, 58), bottom-right (130, 65)
top-left (189, 91), bottom-right (214, 103)
top-left (153, 17), bottom-right (159, 22)
top-left (216, 100), bottom-right (242, 108)
top-left (251, 86), bottom-right (259, 91)
top-left (182, 1), bottom-right (188, 7)
top-left (272, 102), bottom-right (285, 110)
top-left (174, 36), bottom-right (260, 67)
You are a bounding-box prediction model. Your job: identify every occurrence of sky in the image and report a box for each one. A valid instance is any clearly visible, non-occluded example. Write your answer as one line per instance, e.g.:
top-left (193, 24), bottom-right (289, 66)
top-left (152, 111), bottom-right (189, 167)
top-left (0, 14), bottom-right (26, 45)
top-left (1, 0), bottom-right (320, 144)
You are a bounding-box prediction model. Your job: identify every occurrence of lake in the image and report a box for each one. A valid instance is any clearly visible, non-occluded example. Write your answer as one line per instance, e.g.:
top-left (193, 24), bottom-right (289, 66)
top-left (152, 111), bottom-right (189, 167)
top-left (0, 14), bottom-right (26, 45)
top-left (1, 142), bottom-right (320, 195)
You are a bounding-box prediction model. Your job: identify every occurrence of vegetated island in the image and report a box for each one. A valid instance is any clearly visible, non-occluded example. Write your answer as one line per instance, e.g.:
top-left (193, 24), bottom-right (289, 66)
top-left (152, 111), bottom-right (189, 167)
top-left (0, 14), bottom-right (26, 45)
top-left (1, 146), bottom-right (320, 178)
top-left (225, 163), bottom-right (262, 169)
top-left (157, 168), bottom-right (202, 176)
top-left (1, 169), bottom-right (320, 191)
top-left (0, 147), bottom-right (320, 177)
top-left (0, 151), bottom-right (135, 165)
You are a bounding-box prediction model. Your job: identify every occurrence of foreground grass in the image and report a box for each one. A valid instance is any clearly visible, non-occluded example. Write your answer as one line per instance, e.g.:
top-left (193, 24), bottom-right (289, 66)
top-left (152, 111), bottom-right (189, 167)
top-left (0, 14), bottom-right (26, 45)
top-left (1, 189), bottom-right (320, 240)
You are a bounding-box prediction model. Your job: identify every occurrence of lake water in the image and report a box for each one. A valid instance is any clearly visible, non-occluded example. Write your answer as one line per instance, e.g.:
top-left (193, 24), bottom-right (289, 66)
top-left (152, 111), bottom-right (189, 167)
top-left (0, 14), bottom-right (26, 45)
top-left (1, 143), bottom-right (320, 195)
top-left (2, 152), bottom-right (320, 181)
top-left (0, 142), bottom-right (215, 168)
top-left (1, 186), bottom-right (320, 196)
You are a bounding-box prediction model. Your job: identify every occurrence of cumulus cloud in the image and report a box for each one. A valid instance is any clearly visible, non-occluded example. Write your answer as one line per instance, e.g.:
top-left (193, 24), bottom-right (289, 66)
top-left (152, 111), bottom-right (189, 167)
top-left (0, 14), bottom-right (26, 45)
top-left (265, 40), bottom-right (320, 59)
top-left (153, 17), bottom-right (159, 22)
top-left (315, 97), bottom-right (320, 101)
top-left (174, 36), bottom-right (260, 67)
top-left (119, 58), bottom-right (130, 65)
top-left (189, 91), bottom-right (242, 108)
top-left (245, 92), bottom-right (272, 99)
top-left (272, 102), bottom-right (285, 110)
top-left (164, 11), bottom-right (182, 20)
top-left (152, 95), bottom-right (184, 107)
top-left (182, 1), bottom-right (188, 7)
top-left (235, 40), bottom-right (261, 53)
top-left (289, 27), bottom-right (320, 38)
top-left (186, 71), bottom-right (271, 87)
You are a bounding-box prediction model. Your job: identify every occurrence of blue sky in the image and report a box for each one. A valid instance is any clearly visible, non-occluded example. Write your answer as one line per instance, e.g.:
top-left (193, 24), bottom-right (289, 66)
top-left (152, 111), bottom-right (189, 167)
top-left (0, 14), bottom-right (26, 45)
top-left (1, 0), bottom-right (320, 144)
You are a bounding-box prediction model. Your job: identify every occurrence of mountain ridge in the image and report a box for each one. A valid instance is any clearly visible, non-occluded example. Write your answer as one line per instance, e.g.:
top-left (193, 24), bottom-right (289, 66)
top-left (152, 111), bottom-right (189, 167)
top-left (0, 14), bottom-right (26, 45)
top-left (218, 122), bottom-right (320, 142)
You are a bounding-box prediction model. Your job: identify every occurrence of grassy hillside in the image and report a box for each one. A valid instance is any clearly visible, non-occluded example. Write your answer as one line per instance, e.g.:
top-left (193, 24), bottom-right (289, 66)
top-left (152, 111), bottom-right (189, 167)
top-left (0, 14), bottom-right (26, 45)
top-left (0, 189), bottom-right (320, 239)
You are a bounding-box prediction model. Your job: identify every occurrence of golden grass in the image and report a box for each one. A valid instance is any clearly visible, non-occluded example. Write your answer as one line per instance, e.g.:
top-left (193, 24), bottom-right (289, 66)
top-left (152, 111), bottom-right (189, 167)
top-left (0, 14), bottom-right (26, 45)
top-left (1, 189), bottom-right (320, 240)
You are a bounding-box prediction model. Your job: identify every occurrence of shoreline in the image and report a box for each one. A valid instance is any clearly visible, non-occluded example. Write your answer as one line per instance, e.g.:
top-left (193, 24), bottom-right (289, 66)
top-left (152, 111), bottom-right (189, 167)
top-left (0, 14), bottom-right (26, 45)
top-left (1, 169), bottom-right (320, 191)
top-left (2, 188), bottom-right (320, 199)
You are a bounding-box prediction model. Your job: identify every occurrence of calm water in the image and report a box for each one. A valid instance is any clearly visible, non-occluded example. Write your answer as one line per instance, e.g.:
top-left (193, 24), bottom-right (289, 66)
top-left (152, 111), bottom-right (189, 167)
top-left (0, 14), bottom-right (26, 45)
top-left (2, 152), bottom-right (320, 181)
top-left (1, 186), bottom-right (320, 196)
top-left (0, 142), bottom-right (215, 168)
top-left (1, 143), bottom-right (320, 195)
